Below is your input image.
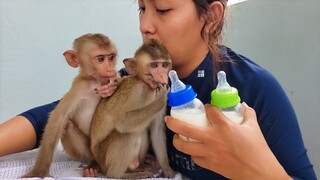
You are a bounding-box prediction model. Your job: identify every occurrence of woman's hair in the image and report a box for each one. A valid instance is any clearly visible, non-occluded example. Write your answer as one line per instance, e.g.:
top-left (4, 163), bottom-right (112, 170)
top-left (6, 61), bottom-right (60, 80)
top-left (193, 0), bottom-right (227, 75)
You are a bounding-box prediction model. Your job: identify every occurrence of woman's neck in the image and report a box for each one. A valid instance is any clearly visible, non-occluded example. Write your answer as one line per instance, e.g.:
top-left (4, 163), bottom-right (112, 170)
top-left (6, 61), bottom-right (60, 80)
top-left (173, 47), bottom-right (209, 78)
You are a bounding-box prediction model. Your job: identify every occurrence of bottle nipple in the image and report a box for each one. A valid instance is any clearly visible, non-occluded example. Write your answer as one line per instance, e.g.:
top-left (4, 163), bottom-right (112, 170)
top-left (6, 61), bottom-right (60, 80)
top-left (216, 71), bottom-right (232, 94)
top-left (210, 71), bottom-right (240, 108)
top-left (169, 70), bottom-right (186, 93)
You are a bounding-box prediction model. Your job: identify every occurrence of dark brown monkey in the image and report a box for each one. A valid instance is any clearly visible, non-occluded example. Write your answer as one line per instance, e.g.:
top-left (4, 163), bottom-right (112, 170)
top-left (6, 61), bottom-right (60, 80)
top-left (24, 33), bottom-right (119, 178)
top-left (89, 39), bottom-right (175, 179)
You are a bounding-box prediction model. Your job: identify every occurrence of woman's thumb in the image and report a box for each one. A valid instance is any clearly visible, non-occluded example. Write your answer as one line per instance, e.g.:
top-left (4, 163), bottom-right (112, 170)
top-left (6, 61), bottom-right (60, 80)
top-left (242, 102), bottom-right (257, 125)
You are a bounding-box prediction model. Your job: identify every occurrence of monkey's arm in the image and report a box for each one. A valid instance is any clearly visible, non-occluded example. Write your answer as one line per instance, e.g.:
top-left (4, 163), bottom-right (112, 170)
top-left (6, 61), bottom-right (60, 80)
top-left (90, 79), bottom-right (138, 151)
top-left (24, 92), bottom-right (81, 177)
top-left (116, 86), bottom-right (168, 133)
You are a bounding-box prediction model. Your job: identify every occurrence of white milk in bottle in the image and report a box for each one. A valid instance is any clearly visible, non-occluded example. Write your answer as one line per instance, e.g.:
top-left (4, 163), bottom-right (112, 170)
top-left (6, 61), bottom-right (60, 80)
top-left (167, 70), bottom-right (210, 142)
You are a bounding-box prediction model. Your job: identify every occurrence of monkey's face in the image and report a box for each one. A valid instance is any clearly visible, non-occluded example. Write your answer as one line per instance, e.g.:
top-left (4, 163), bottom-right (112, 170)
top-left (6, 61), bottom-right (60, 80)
top-left (137, 54), bottom-right (171, 89)
top-left (80, 43), bottom-right (117, 83)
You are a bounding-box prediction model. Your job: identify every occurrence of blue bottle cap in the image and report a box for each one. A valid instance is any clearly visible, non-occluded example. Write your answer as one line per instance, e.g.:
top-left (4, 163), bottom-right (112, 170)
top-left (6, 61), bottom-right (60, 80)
top-left (167, 70), bottom-right (197, 107)
top-left (168, 84), bottom-right (197, 107)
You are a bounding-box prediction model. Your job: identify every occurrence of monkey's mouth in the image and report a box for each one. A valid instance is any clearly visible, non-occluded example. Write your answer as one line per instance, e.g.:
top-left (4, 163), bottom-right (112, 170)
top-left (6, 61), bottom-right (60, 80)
top-left (155, 82), bottom-right (169, 91)
top-left (152, 81), bottom-right (168, 89)
top-left (100, 77), bottom-right (111, 85)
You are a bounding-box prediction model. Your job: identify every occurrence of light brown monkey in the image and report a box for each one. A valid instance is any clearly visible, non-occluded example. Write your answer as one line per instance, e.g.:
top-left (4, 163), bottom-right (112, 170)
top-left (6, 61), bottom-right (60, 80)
top-left (24, 33), bottom-right (119, 178)
top-left (89, 39), bottom-right (175, 179)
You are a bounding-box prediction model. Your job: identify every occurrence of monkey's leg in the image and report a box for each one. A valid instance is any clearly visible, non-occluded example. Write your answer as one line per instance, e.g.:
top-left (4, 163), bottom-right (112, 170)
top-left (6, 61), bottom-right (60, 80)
top-left (104, 134), bottom-right (133, 178)
top-left (149, 112), bottom-right (175, 178)
top-left (128, 130), bottom-right (149, 171)
top-left (138, 130), bottom-right (149, 163)
top-left (61, 121), bottom-right (94, 164)
top-left (120, 133), bottom-right (155, 179)
top-left (131, 131), bottom-right (160, 175)
top-left (103, 133), bottom-right (139, 178)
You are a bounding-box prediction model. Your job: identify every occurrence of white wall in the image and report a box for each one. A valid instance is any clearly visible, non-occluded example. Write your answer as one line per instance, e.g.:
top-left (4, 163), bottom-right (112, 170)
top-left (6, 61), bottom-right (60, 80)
top-left (0, 0), bottom-right (141, 118)
top-left (1, 0), bottom-right (319, 177)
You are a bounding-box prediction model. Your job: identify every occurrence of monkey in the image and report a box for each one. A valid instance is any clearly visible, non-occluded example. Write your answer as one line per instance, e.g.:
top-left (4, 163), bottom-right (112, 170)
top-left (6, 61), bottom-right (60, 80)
top-left (88, 39), bottom-right (175, 179)
top-left (23, 33), bottom-right (119, 178)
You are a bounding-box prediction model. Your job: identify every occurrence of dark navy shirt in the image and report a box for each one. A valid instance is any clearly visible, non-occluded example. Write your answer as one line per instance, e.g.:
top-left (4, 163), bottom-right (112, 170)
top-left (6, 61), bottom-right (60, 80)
top-left (20, 46), bottom-right (316, 179)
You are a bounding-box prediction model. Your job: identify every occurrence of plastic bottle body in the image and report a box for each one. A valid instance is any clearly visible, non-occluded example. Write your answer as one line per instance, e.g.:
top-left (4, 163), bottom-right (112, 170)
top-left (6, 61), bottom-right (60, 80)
top-left (170, 98), bottom-right (209, 127)
top-left (170, 98), bottom-right (209, 142)
top-left (220, 103), bottom-right (243, 124)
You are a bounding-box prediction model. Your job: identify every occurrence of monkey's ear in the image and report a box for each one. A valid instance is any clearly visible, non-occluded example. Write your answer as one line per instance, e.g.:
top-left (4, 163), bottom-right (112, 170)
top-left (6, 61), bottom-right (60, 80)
top-left (63, 50), bottom-right (79, 68)
top-left (123, 58), bottom-right (137, 75)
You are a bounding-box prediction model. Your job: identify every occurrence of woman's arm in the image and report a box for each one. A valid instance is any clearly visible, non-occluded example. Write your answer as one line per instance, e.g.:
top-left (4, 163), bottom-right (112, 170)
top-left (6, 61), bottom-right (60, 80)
top-left (0, 101), bottom-right (59, 157)
top-left (0, 116), bottom-right (37, 156)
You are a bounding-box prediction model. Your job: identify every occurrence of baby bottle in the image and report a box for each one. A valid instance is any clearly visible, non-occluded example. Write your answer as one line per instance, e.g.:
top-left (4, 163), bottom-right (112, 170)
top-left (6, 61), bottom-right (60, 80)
top-left (167, 70), bottom-right (210, 142)
top-left (210, 71), bottom-right (243, 124)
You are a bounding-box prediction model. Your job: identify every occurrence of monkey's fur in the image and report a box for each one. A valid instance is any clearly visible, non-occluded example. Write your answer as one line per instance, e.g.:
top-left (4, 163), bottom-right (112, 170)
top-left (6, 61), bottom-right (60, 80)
top-left (90, 39), bottom-right (175, 179)
top-left (23, 33), bottom-right (118, 178)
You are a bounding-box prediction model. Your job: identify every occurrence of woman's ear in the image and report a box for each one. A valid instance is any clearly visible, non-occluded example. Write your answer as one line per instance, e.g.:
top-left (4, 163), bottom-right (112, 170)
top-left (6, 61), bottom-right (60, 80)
top-left (205, 1), bottom-right (224, 34)
top-left (63, 50), bottom-right (79, 68)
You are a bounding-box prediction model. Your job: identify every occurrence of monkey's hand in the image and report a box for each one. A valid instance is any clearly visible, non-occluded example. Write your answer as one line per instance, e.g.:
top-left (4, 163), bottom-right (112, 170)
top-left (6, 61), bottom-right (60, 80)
top-left (155, 84), bottom-right (168, 104)
top-left (95, 76), bottom-right (120, 97)
top-left (162, 167), bottom-right (175, 178)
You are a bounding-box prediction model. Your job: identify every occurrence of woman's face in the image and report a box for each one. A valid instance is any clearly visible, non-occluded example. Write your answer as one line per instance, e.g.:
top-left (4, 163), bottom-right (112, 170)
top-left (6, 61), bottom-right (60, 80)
top-left (138, 0), bottom-right (209, 77)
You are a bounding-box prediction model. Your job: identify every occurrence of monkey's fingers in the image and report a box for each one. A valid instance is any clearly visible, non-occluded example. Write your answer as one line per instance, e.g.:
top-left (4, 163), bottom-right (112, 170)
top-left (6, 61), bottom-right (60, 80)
top-left (95, 80), bottom-right (119, 97)
top-left (82, 167), bottom-right (98, 177)
top-left (162, 168), bottom-right (175, 178)
top-left (96, 84), bottom-right (118, 97)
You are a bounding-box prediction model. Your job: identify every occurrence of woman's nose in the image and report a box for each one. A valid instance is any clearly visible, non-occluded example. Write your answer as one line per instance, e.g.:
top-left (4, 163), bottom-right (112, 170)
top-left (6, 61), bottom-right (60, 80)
top-left (139, 11), bottom-right (156, 35)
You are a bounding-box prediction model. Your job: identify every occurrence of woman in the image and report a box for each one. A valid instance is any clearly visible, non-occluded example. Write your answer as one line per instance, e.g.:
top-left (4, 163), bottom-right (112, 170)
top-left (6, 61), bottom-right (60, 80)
top-left (138, 0), bottom-right (315, 179)
top-left (0, 0), bottom-right (316, 179)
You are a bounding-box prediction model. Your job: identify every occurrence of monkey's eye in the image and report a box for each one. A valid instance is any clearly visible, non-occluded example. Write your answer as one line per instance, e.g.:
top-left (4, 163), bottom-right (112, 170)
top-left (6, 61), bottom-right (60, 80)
top-left (150, 62), bottom-right (159, 68)
top-left (96, 56), bottom-right (105, 63)
top-left (162, 62), bottom-right (171, 68)
top-left (107, 55), bottom-right (115, 61)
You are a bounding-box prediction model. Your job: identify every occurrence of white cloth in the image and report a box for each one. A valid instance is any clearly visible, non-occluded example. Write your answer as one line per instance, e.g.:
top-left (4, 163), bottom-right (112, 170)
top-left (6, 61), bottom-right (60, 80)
top-left (0, 143), bottom-right (186, 180)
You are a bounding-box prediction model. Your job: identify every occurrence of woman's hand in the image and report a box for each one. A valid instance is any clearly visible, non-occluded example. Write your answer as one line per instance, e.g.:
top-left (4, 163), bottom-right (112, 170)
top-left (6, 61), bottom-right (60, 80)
top-left (165, 102), bottom-right (291, 180)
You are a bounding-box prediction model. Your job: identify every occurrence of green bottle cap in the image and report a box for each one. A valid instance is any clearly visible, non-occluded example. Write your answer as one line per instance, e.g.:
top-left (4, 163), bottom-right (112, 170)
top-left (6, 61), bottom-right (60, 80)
top-left (210, 71), bottom-right (240, 108)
